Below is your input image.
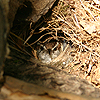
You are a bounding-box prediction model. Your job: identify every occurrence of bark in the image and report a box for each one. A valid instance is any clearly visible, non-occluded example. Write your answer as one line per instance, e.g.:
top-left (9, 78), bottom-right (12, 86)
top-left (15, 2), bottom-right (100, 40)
top-left (8, 0), bottom-right (56, 27)
top-left (0, 76), bottom-right (100, 100)
top-left (0, 0), bottom-right (9, 85)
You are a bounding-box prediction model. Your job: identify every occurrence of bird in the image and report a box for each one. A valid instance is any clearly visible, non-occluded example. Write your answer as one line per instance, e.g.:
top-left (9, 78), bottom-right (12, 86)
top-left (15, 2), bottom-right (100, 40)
top-left (36, 39), bottom-right (67, 63)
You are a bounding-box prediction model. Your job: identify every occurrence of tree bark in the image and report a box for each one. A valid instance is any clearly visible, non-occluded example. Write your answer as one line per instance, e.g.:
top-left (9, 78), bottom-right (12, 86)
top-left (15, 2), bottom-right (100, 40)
top-left (0, 76), bottom-right (99, 100)
top-left (8, 0), bottom-right (56, 27)
top-left (0, 0), bottom-right (9, 85)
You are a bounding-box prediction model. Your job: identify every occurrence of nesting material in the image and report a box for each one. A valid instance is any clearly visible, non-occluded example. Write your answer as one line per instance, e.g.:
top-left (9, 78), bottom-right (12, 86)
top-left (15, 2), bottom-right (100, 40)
top-left (8, 0), bottom-right (100, 89)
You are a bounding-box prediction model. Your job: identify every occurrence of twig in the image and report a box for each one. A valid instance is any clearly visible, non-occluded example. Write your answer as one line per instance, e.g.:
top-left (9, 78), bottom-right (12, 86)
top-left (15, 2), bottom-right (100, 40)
top-left (73, 14), bottom-right (80, 29)
top-left (10, 32), bottom-right (35, 52)
top-left (29, 32), bottom-right (54, 46)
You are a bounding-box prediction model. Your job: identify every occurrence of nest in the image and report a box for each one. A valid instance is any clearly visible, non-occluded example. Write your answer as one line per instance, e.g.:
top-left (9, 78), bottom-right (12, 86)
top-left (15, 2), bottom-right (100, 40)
top-left (7, 0), bottom-right (100, 90)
